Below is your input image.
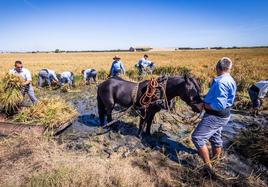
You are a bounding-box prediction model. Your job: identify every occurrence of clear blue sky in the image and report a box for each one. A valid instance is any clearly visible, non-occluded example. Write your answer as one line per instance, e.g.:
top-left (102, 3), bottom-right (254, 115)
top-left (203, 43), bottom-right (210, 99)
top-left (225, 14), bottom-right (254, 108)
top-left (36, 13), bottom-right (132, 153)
top-left (0, 0), bottom-right (268, 51)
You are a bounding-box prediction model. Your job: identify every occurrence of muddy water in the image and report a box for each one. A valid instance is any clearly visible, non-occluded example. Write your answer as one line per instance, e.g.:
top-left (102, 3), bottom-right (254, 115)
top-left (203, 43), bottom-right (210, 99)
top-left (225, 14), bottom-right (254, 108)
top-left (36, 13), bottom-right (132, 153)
top-left (59, 90), bottom-right (268, 181)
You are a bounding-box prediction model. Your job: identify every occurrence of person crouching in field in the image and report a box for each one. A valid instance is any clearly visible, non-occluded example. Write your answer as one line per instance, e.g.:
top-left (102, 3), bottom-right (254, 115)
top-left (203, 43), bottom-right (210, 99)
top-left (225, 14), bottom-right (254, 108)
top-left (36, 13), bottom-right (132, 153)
top-left (248, 79), bottom-right (268, 115)
top-left (82, 69), bottom-right (97, 84)
top-left (59, 71), bottom-right (74, 88)
top-left (10, 60), bottom-right (38, 104)
top-left (109, 55), bottom-right (125, 77)
top-left (191, 57), bottom-right (237, 173)
top-left (137, 54), bottom-right (155, 76)
top-left (38, 68), bottom-right (59, 88)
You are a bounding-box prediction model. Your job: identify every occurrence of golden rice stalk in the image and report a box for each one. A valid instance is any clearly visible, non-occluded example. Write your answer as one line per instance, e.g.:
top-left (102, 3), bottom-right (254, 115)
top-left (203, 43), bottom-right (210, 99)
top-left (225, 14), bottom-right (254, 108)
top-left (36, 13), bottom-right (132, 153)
top-left (233, 93), bottom-right (251, 110)
top-left (14, 97), bottom-right (77, 129)
top-left (231, 124), bottom-right (268, 167)
top-left (60, 84), bottom-right (69, 93)
top-left (0, 73), bottom-right (24, 114)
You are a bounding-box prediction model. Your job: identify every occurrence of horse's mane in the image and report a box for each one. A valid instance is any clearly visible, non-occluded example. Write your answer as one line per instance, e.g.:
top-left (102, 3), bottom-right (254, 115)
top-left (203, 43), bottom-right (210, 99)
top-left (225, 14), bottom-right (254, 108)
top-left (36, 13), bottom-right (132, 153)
top-left (109, 76), bottom-right (139, 84)
top-left (109, 76), bottom-right (124, 81)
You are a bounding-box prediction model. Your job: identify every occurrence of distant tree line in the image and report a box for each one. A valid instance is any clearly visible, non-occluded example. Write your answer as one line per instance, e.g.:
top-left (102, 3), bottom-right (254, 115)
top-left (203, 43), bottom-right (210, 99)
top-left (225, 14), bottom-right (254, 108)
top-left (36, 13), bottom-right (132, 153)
top-left (5, 46), bottom-right (268, 54)
top-left (176, 46), bottom-right (268, 50)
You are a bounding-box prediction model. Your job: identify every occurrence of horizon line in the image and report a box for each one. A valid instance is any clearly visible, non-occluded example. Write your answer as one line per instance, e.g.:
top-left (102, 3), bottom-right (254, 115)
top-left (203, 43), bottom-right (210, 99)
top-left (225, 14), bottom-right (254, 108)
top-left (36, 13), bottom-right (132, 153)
top-left (1, 45), bottom-right (268, 53)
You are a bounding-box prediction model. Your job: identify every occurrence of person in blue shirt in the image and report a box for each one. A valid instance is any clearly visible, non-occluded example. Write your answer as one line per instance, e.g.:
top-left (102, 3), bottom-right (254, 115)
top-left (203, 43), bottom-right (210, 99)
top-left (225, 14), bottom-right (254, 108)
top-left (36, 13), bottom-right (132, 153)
top-left (137, 54), bottom-right (154, 76)
top-left (59, 71), bottom-right (74, 88)
top-left (81, 69), bottom-right (97, 84)
top-left (191, 57), bottom-right (237, 172)
top-left (248, 80), bottom-right (268, 115)
top-left (38, 68), bottom-right (59, 88)
top-left (109, 55), bottom-right (125, 77)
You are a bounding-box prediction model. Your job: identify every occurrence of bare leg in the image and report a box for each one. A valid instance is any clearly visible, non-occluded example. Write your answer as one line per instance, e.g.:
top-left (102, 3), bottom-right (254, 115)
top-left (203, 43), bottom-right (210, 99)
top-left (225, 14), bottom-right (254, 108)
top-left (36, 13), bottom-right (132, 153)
top-left (212, 147), bottom-right (222, 160)
top-left (198, 145), bottom-right (212, 168)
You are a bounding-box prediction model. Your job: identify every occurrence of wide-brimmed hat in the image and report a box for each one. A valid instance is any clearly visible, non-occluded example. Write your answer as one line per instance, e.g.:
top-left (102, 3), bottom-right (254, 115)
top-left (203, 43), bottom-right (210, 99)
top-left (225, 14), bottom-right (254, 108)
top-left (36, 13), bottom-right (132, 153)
top-left (113, 55), bottom-right (121, 60)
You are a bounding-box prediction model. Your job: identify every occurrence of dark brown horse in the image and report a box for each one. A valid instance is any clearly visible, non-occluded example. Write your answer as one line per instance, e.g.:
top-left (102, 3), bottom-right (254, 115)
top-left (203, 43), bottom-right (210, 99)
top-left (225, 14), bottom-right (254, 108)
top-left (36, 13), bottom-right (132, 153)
top-left (97, 75), bottom-right (203, 137)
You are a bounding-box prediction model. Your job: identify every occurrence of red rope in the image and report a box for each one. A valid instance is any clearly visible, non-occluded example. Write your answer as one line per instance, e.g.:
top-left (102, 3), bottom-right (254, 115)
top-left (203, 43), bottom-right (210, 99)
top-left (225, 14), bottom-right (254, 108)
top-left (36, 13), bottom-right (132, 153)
top-left (139, 78), bottom-right (158, 109)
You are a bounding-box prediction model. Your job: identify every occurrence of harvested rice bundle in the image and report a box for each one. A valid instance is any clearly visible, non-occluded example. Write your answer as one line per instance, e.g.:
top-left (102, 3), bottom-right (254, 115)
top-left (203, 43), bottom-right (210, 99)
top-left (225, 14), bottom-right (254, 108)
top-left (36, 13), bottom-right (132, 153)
top-left (61, 84), bottom-right (69, 93)
top-left (0, 73), bottom-right (24, 114)
top-left (233, 93), bottom-right (251, 110)
top-left (14, 97), bottom-right (77, 129)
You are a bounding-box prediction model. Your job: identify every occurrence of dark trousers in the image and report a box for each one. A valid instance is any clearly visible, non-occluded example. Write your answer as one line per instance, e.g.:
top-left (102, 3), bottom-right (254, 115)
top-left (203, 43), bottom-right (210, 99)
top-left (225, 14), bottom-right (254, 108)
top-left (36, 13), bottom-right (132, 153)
top-left (248, 87), bottom-right (260, 109)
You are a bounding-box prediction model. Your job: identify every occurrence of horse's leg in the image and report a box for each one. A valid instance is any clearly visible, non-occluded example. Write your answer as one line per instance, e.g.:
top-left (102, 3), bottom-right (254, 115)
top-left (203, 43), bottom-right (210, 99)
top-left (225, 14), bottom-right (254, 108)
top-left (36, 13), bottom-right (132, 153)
top-left (107, 109), bottom-right (113, 123)
top-left (145, 113), bottom-right (156, 135)
top-left (138, 117), bottom-right (146, 138)
top-left (97, 95), bottom-right (106, 126)
top-left (105, 102), bottom-right (115, 123)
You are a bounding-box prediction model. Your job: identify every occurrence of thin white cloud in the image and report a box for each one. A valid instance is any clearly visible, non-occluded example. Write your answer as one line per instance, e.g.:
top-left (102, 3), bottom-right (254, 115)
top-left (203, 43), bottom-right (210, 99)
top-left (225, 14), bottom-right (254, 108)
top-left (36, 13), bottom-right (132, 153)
top-left (23, 0), bottom-right (38, 10)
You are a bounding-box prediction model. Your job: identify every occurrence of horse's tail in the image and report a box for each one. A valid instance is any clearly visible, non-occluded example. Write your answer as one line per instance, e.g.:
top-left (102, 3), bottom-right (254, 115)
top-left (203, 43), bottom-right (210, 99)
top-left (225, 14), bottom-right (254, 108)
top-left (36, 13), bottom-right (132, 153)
top-left (97, 94), bottom-right (106, 126)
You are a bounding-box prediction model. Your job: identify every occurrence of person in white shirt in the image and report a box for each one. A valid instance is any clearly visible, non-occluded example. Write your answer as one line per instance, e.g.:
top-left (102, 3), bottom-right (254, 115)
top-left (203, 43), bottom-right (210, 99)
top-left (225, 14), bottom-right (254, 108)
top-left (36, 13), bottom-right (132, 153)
top-left (9, 60), bottom-right (38, 104)
top-left (81, 69), bottom-right (97, 84)
top-left (248, 79), bottom-right (268, 114)
top-left (38, 68), bottom-right (59, 88)
top-left (59, 71), bottom-right (74, 87)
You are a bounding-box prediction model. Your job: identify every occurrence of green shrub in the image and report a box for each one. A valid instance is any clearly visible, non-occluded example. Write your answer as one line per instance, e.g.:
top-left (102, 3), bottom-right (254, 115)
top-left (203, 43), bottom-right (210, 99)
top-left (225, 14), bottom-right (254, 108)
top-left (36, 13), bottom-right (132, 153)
top-left (154, 66), bottom-right (191, 76)
top-left (97, 70), bottom-right (109, 80)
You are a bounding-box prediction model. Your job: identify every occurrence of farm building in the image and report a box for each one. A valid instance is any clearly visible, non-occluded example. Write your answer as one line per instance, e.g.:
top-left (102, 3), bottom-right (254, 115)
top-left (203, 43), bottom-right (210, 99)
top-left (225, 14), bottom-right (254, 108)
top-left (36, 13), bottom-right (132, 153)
top-left (129, 46), bottom-right (152, 52)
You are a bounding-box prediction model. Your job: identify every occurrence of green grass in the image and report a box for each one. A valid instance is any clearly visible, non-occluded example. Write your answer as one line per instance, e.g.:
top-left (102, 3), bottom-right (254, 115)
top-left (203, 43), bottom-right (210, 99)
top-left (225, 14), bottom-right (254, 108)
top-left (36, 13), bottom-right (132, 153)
top-left (231, 124), bottom-right (268, 167)
top-left (26, 167), bottom-right (70, 187)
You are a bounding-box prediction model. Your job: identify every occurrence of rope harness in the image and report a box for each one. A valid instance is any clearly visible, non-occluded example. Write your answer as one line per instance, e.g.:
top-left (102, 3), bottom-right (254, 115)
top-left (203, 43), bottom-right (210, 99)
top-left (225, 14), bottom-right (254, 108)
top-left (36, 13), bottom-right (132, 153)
top-left (139, 78), bottom-right (158, 109)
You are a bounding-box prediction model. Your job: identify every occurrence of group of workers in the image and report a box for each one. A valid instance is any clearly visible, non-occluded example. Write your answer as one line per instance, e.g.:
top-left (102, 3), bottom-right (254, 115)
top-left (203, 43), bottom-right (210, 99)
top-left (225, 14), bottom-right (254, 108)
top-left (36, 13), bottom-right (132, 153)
top-left (8, 54), bottom-right (154, 103)
top-left (7, 56), bottom-right (268, 175)
top-left (109, 54), bottom-right (154, 77)
top-left (37, 68), bottom-right (97, 88)
top-left (36, 54), bottom-right (153, 88)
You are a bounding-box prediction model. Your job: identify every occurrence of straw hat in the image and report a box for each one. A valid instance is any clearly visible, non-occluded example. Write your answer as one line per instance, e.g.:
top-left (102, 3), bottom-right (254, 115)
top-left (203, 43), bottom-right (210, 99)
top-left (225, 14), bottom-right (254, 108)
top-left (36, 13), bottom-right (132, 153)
top-left (113, 55), bottom-right (121, 60)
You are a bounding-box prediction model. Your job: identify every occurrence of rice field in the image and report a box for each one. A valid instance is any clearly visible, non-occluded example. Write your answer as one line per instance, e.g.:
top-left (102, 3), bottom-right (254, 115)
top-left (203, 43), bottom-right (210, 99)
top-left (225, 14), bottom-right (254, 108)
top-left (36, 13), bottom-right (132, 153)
top-left (0, 48), bottom-right (267, 83)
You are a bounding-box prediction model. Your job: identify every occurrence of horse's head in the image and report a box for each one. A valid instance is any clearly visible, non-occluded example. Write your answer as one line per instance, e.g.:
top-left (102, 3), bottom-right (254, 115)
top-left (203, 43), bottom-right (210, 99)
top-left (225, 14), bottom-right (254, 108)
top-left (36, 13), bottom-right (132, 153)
top-left (180, 74), bottom-right (203, 113)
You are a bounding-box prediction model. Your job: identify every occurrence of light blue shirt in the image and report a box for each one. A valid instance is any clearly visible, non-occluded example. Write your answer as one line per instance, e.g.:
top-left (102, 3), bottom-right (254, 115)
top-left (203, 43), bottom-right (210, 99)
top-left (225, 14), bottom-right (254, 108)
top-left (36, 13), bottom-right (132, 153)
top-left (47, 69), bottom-right (59, 82)
top-left (110, 60), bottom-right (125, 75)
top-left (61, 71), bottom-right (73, 85)
top-left (255, 80), bottom-right (268, 98)
top-left (83, 69), bottom-right (92, 81)
top-left (204, 73), bottom-right (237, 111)
top-left (10, 68), bottom-right (32, 81)
top-left (138, 58), bottom-right (152, 68)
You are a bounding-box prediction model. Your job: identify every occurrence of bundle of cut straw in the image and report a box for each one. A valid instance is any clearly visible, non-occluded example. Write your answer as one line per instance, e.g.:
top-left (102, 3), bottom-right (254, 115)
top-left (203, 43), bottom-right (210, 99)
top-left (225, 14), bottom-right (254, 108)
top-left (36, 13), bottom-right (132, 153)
top-left (60, 84), bottom-right (69, 93)
top-left (0, 73), bottom-right (24, 114)
top-left (14, 97), bottom-right (77, 129)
